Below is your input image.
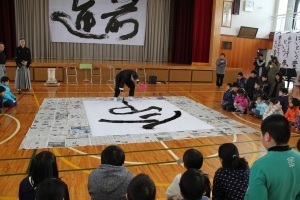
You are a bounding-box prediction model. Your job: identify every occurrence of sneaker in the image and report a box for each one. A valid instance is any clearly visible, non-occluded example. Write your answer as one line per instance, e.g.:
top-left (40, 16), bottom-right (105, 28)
top-left (113, 97), bottom-right (120, 102)
top-left (129, 97), bottom-right (134, 101)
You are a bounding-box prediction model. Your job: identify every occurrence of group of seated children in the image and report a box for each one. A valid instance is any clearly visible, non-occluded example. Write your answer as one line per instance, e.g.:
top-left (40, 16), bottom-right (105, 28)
top-left (222, 70), bottom-right (300, 132)
top-left (0, 76), bottom-right (17, 113)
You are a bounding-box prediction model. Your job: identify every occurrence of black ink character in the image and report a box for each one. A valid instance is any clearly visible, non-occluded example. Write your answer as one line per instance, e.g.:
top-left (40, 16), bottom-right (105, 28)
top-left (72, 0), bottom-right (96, 32)
top-left (101, 0), bottom-right (139, 40)
top-left (98, 101), bottom-right (182, 130)
top-left (50, 0), bottom-right (107, 39)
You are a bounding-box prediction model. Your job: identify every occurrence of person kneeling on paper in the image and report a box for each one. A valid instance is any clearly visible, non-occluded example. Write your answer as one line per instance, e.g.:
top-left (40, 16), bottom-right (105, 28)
top-left (114, 70), bottom-right (139, 101)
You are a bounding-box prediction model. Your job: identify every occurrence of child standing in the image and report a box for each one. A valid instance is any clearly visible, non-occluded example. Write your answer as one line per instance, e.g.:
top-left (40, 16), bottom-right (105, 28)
top-left (251, 95), bottom-right (268, 119)
top-left (0, 76), bottom-right (17, 107)
top-left (284, 98), bottom-right (300, 126)
top-left (263, 98), bottom-right (284, 120)
top-left (277, 88), bottom-right (289, 114)
top-left (234, 89), bottom-right (249, 114)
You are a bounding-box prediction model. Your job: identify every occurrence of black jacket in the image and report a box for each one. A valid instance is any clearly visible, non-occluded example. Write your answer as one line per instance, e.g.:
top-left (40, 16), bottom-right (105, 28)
top-left (116, 69), bottom-right (137, 88)
top-left (15, 46), bottom-right (31, 67)
top-left (0, 51), bottom-right (6, 64)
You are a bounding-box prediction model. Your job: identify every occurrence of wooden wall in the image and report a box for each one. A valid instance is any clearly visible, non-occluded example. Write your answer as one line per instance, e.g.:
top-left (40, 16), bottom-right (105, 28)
top-left (219, 35), bottom-right (273, 77)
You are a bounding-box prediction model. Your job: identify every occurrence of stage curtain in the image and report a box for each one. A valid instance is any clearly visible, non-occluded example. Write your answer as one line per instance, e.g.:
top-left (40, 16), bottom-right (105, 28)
top-left (171, 0), bottom-right (194, 64)
top-left (14, 0), bottom-right (170, 61)
top-left (192, 0), bottom-right (213, 63)
top-left (0, 0), bottom-right (16, 59)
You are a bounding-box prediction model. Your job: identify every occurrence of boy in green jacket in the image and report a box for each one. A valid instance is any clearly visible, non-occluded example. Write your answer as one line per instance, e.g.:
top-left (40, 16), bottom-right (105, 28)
top-left (244, 114), bottom-right (300, 200)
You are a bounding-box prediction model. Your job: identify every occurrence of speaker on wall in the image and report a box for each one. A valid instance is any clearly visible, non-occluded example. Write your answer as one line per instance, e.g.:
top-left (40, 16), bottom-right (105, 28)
top-left (233, 0), bottom-right (240, 15)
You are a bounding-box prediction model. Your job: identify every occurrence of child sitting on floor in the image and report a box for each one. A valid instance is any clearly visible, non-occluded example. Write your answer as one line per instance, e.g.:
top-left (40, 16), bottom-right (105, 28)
top-left (222, 82), bottom-right (239, 112)
top-left (221, 83), bottom-right (232, 107)
top-left (0, 76), bottom-right (17, 107)
top-left (234, 88), bottom-right (249, 114)
top-left (285, 98), bottom-right (300, 126)
top-left (262, 98), bottom-right (284, 120)
top-left (277, 88), bottom-right (289, 114)
top-left (251, 95), bottom-right (268, 119)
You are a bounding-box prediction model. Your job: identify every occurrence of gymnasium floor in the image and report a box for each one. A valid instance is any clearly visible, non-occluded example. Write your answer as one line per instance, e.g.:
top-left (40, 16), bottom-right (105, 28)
top-left (0, 82), bottom-right (299, 200)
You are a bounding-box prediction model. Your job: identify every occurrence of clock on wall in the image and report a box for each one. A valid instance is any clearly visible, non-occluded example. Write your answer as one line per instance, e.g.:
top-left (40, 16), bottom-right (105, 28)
top-left (245, 0), bottom-right (254, 12)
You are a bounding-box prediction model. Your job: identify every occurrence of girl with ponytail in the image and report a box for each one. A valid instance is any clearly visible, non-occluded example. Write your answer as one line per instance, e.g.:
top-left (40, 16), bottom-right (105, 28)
top-left (212, 143), bottom-right (250, 200)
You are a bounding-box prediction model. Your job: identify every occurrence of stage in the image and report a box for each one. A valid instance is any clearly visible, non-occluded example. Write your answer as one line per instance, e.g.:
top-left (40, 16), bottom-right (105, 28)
top-left (5, 59), bottom-right (242, 84)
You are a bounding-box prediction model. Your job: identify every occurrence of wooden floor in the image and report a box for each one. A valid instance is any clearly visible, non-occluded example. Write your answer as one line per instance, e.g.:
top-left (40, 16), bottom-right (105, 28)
top-left (0, 81), bottom-right (299, 200)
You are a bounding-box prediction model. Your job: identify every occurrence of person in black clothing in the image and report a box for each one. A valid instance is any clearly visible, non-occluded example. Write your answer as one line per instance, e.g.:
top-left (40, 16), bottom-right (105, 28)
top-left (0, 42), bottom-right (6, 78)
top-left (249, 81), bottom-right (264, 110)
top-left (253, 53), bottom-right (266, 77)
top-left (223, 82), bottom-right (239, 112)
top-left (235, 72), bottom-right (247, 89)
top-left (15, 38), bottom-right (32, 91)
top-left (268, 72), bottom-right (284, 98)
top-left (277, 87), bottom-right (289, 114)
top-left (114, 69), bottom-right (139, 101)
top-left (35, 178), bottom-right (66, 200)
top-left (261, 74), bottom-right (271, 99)
top-left (212, 143), bottom-right (250, 200)
top-left (245, 70), bottom-right (260, 100)
top-left (19, 151), bottom-right (70, 200)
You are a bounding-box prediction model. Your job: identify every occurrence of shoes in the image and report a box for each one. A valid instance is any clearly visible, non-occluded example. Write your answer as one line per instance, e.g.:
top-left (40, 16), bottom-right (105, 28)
top-left (113, 97), bottom-right (121, 102)
top-left (128, 97), bottom-right (134, 101)
top-left (240, 110), bottom-right (247, 115)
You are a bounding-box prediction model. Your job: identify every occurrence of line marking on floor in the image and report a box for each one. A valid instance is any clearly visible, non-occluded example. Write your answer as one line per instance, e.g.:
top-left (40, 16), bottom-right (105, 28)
top-left (0, 114), bottom-right (21, 146)
top-left (232, 112), bottom-right (261, 127)
top-left (68, 147), bottom-right (146, 165)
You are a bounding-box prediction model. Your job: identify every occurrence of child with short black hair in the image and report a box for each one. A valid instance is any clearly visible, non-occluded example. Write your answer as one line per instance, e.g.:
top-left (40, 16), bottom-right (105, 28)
top-left (249, 81), bottom-right (264, 110)
top-left (0, 76), bottom-right (17, 107)
top-left (127, 173), bottom-right (156, 200)
top-left (166, 149), bottom-right (211, 200)
top-left (261, 74), bottom-right (271, 98)
top-left (277, 88), bottom-right (289, 113)
top-left (251, 95), bottom-right (268, 119)
top-left (245, 70), bottom-right (260, 100)
top-left (179, 169), bottom-right (209, 200)
top-left (234, 88), bottom-right (249, 114)
top-left (235, 72), bottom-right (247, 89)
top-left (263, 98), bottom-right (284, 120)
top-left (221, 83), bottom-right (232, 107)
top-left (222, 82), bottom-right (240, 112)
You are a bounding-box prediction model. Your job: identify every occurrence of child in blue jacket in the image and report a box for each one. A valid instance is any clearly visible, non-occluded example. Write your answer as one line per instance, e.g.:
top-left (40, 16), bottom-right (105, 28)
top-left (251, 95), bottom-right (268, 119)
top-left (0, 76), bottom-right (17, 107)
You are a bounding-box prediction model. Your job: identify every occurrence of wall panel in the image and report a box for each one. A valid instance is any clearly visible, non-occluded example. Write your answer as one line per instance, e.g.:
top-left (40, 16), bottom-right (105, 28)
top-left (219, 35), bottom-right (273, 77)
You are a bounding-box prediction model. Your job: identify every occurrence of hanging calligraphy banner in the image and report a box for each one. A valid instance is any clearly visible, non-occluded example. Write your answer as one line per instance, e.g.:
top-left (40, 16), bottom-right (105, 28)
top-left (273, 31), bottom-right (300, 69)
top-left (49, 0), bottom-right (147, 45)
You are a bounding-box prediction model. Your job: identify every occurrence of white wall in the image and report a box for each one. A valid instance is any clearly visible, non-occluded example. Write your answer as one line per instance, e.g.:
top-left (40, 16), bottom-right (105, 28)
top-left (221, 0), bottom-right (277, 39)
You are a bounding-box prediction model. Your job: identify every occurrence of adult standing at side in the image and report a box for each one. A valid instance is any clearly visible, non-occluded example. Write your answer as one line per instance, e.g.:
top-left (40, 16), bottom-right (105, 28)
top-left (267, 56), bottom-right (281, 86)
top-left (216, 53), bottom-right (227, 89)
top-left (0, 42), bottom-right (6, 78)
top-left (244, 114), bottom-right (300, 200)
top-left (253, 53), bottom-right (266, 77)
top-left (15, 38), bottom-right (31, 92)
